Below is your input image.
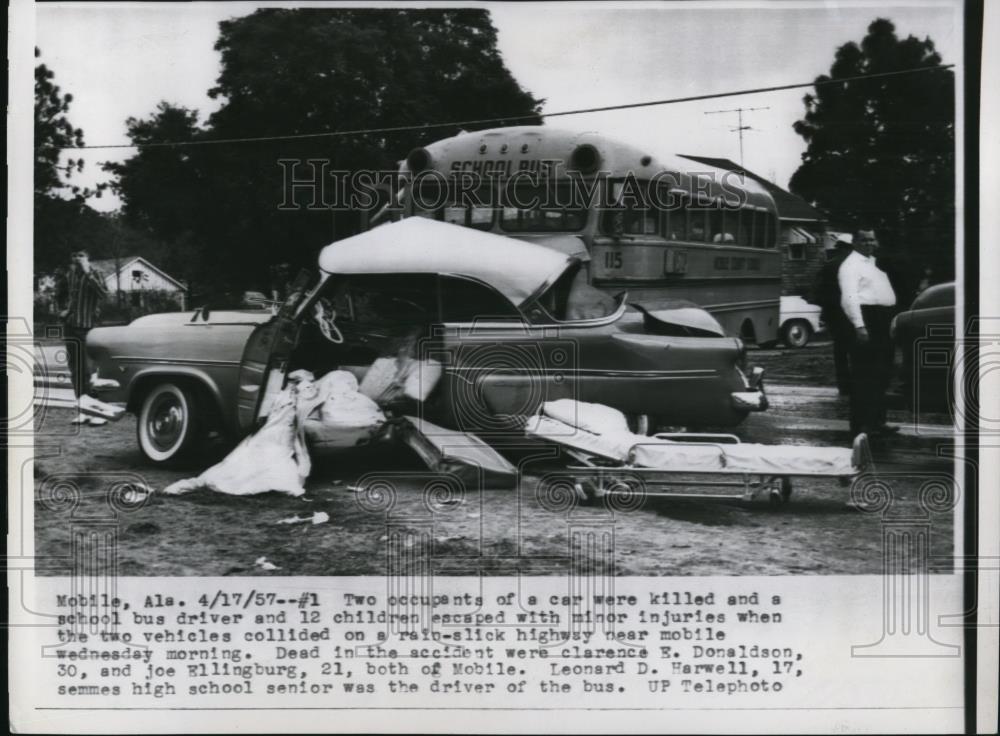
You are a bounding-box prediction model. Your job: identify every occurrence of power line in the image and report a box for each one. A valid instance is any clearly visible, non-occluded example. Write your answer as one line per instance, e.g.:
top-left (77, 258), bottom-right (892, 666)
top-left (63, 64), bottom-right (955, 152)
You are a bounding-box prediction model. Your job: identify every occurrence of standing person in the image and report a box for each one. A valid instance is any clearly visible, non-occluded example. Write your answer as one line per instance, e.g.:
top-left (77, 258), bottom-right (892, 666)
top-left (57, 249), bottom-right (108, 425)
top-left (812, 236), bottom-right (854, 395)
top-left (838, 229), bottom-right (898, 436)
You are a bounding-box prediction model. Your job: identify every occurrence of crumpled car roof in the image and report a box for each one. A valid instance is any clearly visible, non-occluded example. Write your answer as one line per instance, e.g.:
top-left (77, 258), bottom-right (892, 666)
top-left (318, 218), bottom-right (573, 307)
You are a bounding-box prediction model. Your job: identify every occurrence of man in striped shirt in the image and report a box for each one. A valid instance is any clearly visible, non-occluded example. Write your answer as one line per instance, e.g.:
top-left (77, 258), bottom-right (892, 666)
top-left (58, 249), bottom-right (108, 425)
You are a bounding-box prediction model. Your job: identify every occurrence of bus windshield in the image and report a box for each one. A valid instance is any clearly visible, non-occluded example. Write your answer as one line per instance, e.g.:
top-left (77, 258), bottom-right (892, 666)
top-left (499, 185), bottom-right (588, 232)
top-left (412, 181), bottom-right (588, 233)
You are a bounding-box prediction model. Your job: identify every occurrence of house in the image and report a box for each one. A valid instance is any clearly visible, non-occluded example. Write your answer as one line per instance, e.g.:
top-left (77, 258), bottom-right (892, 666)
top-left (678, 155), bottom-right (827, 296)
top-left (90, 255), bottom-right (188, 309)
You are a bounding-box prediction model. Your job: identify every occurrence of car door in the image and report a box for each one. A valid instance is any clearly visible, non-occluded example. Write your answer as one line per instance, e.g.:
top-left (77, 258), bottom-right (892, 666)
top-left (434, 275), bottom-right (560, 431)
top-left (235, 270), bottom-right (313, 433)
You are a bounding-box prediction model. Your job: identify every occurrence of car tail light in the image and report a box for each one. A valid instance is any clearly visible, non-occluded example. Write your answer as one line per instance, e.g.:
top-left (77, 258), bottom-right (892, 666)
top-left (735, 338), bottom-right (748, 371)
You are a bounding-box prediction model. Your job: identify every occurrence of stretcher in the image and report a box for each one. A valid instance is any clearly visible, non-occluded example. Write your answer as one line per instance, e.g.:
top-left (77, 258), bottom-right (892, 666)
top-left (525, 401), bottom-right (873, 506)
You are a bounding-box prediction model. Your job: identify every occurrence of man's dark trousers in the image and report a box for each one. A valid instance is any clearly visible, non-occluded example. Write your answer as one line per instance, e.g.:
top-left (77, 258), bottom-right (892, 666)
top-left (64, 326), bottom-right (90, 398)
top-left (825, 312), bottom-right (853, 395)
top-left (848, 305), bottom-right (894, 433)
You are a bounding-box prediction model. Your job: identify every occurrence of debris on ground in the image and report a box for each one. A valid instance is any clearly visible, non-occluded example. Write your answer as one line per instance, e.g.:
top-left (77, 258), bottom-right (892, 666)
top-left (79, 393), bottom-right (126, 421)
top-left (277, 511), bottom-right (331, 525)
top-left (254, 556), bottom-right (281, 571)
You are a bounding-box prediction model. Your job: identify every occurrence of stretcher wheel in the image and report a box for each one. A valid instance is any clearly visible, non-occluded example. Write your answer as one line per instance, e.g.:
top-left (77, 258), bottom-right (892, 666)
top-left (574, 480), bottom-right (601, 506)
top-left (767, 477), bottom-right (792, 505)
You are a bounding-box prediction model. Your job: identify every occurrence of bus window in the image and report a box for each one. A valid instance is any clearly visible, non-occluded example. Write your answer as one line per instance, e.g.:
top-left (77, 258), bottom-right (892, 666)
top-left (500, 185), bottom-right (587, 232)
top-left (737, 208), bottom-right (752, 247)
top-left (442, 206), bottom-right (466, 226)
top-left (664, 192), bottom-right (687, 241)
top-left (711, 205), bottom-right (737, 244)
top-left (687, 201), bottom-right (708, 242)
top-left (658, 183), bottom-right (680, 241)
top-left (442, 202), bottom-right (495, 230)
top-left (600, 180), bottom-right (660, 237)
top-left (724, 208), bottom-right (739, 244)
top-left (469, 206), bottom-right (495, 229)
top-left (763, 212), bottom-right (777, 248)
top-left (709, 207), bottom-right (724, 243)
top-left (752, 210), bottom-right (765, 248)
top-left (420, 182), bottom-right (496, 230)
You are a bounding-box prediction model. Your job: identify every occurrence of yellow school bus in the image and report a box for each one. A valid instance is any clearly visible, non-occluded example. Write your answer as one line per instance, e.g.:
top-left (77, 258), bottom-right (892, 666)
top-left (375, 126), bottom-right (781, 343)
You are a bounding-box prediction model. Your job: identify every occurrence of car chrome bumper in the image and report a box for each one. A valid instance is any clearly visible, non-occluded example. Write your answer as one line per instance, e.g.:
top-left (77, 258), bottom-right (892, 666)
top-left (732, 366), bottom-right (767, 411)
top-left (731, 390), bottom-right (768, 411)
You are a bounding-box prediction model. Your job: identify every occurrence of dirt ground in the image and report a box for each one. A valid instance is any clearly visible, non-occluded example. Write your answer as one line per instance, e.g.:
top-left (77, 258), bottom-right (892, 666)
top-left (32, 340), bottom-right (959, 576)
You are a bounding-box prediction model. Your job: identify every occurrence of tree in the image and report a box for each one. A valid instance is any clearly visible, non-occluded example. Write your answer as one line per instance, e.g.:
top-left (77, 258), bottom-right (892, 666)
top-left (34, 47), bottom-right (102, 274)
top-left (106, 9), bottom-right (543, 295)
top-left (789, 18), bottom-right (955, 288)
top-left (34, 47), bottom-right (86, 197)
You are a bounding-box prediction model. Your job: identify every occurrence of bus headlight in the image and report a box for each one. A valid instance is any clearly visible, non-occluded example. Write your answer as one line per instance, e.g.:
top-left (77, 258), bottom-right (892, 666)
top-left (406, 147), bottom-right (432, 174)
top-left (569, 144), bottom-right (600, 173)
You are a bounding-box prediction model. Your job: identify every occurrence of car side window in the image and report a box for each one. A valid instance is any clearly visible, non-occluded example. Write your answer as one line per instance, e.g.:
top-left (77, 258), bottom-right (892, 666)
top-left (344, 274), bottom-right (440, 326)
top-left (438, 275), bottom-right (522, 322)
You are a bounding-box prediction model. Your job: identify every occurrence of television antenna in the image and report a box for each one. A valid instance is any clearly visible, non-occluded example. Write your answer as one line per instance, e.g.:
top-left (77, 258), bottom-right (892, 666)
top-left (703, 106), bottom-right (770, 168)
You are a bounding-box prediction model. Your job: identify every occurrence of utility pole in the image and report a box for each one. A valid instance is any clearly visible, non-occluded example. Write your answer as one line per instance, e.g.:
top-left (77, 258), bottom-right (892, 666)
top-left (704, 106), bottom-right (769, 168)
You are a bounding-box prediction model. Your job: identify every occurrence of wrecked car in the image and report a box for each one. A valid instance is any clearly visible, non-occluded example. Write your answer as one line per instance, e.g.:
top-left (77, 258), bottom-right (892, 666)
top-left (86, 218), bottom-right (767, 464)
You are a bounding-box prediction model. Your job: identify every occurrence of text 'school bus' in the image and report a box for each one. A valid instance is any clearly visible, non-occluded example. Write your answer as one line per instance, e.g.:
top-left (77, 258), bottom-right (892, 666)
top-left (372, 126), bottom-right (781, 343)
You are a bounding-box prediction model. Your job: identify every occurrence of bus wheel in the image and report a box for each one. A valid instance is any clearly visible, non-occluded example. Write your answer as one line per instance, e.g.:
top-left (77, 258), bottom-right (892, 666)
top-left (782, 319), bottom-right (813, 348)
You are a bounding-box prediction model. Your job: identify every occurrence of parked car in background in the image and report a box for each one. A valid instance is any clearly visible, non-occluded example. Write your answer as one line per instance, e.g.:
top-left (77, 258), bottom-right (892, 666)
top-left (87, 219), bottom-right (768, 465)
top-left (779, 295), bottom-right (824, 348)
top-left (890, 281), bottom-right (956, 413)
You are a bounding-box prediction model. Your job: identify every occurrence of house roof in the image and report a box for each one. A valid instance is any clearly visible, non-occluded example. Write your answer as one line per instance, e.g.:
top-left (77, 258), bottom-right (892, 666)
top-left (677, 155), bottom-right (824, 222)
top-left (90, 255), bottom-right (187, 291)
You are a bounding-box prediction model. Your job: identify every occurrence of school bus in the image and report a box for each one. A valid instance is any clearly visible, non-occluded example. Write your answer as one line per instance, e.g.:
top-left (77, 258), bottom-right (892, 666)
top-left (373, 126), bottom-right (781, 343)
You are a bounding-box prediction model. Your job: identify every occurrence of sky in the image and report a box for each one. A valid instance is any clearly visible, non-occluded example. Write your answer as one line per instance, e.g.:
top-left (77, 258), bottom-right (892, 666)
top-left (33, 1), bottom-right (961, 213)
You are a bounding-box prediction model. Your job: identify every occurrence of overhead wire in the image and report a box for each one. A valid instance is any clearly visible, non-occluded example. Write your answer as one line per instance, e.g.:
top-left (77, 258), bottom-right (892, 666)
top-left (60, 64), bottom-right (955, 152)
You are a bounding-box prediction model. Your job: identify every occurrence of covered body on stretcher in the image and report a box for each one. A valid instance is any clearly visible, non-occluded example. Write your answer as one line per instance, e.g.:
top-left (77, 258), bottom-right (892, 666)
top-left (525, 400), bottom-right (871, 504)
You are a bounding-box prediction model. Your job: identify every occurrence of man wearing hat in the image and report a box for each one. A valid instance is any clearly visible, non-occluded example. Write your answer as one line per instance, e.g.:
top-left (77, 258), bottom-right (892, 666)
top-left (838, 228), bottom-right (899, 436)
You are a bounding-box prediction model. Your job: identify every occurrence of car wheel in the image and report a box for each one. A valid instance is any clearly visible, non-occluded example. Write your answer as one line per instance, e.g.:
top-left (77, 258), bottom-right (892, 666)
top-left (781, 319), bottom-right (812, 348)
top-left (137, 382), bottom-right (201, 464)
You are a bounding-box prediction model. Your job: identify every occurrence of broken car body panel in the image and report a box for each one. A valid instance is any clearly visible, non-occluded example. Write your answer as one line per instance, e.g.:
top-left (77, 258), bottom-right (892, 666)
top-left (87, 219), bottom-right (766, 463)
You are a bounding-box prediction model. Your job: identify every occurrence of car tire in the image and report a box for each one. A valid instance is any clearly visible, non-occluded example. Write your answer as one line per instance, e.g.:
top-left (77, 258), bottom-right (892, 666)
top-left (137, 382), bottom-right (202, 465)
top-left (781, 319), bottom-right (812, 349)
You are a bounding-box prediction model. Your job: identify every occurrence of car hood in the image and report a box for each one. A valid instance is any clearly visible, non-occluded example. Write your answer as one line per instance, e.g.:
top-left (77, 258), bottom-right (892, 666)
top-left (513, 233), bottom-right (591, 261)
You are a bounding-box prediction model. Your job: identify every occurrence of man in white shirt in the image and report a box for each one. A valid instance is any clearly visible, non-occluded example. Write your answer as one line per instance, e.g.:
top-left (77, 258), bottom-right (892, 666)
top-left (837, 229), bottom-right (898, 436)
